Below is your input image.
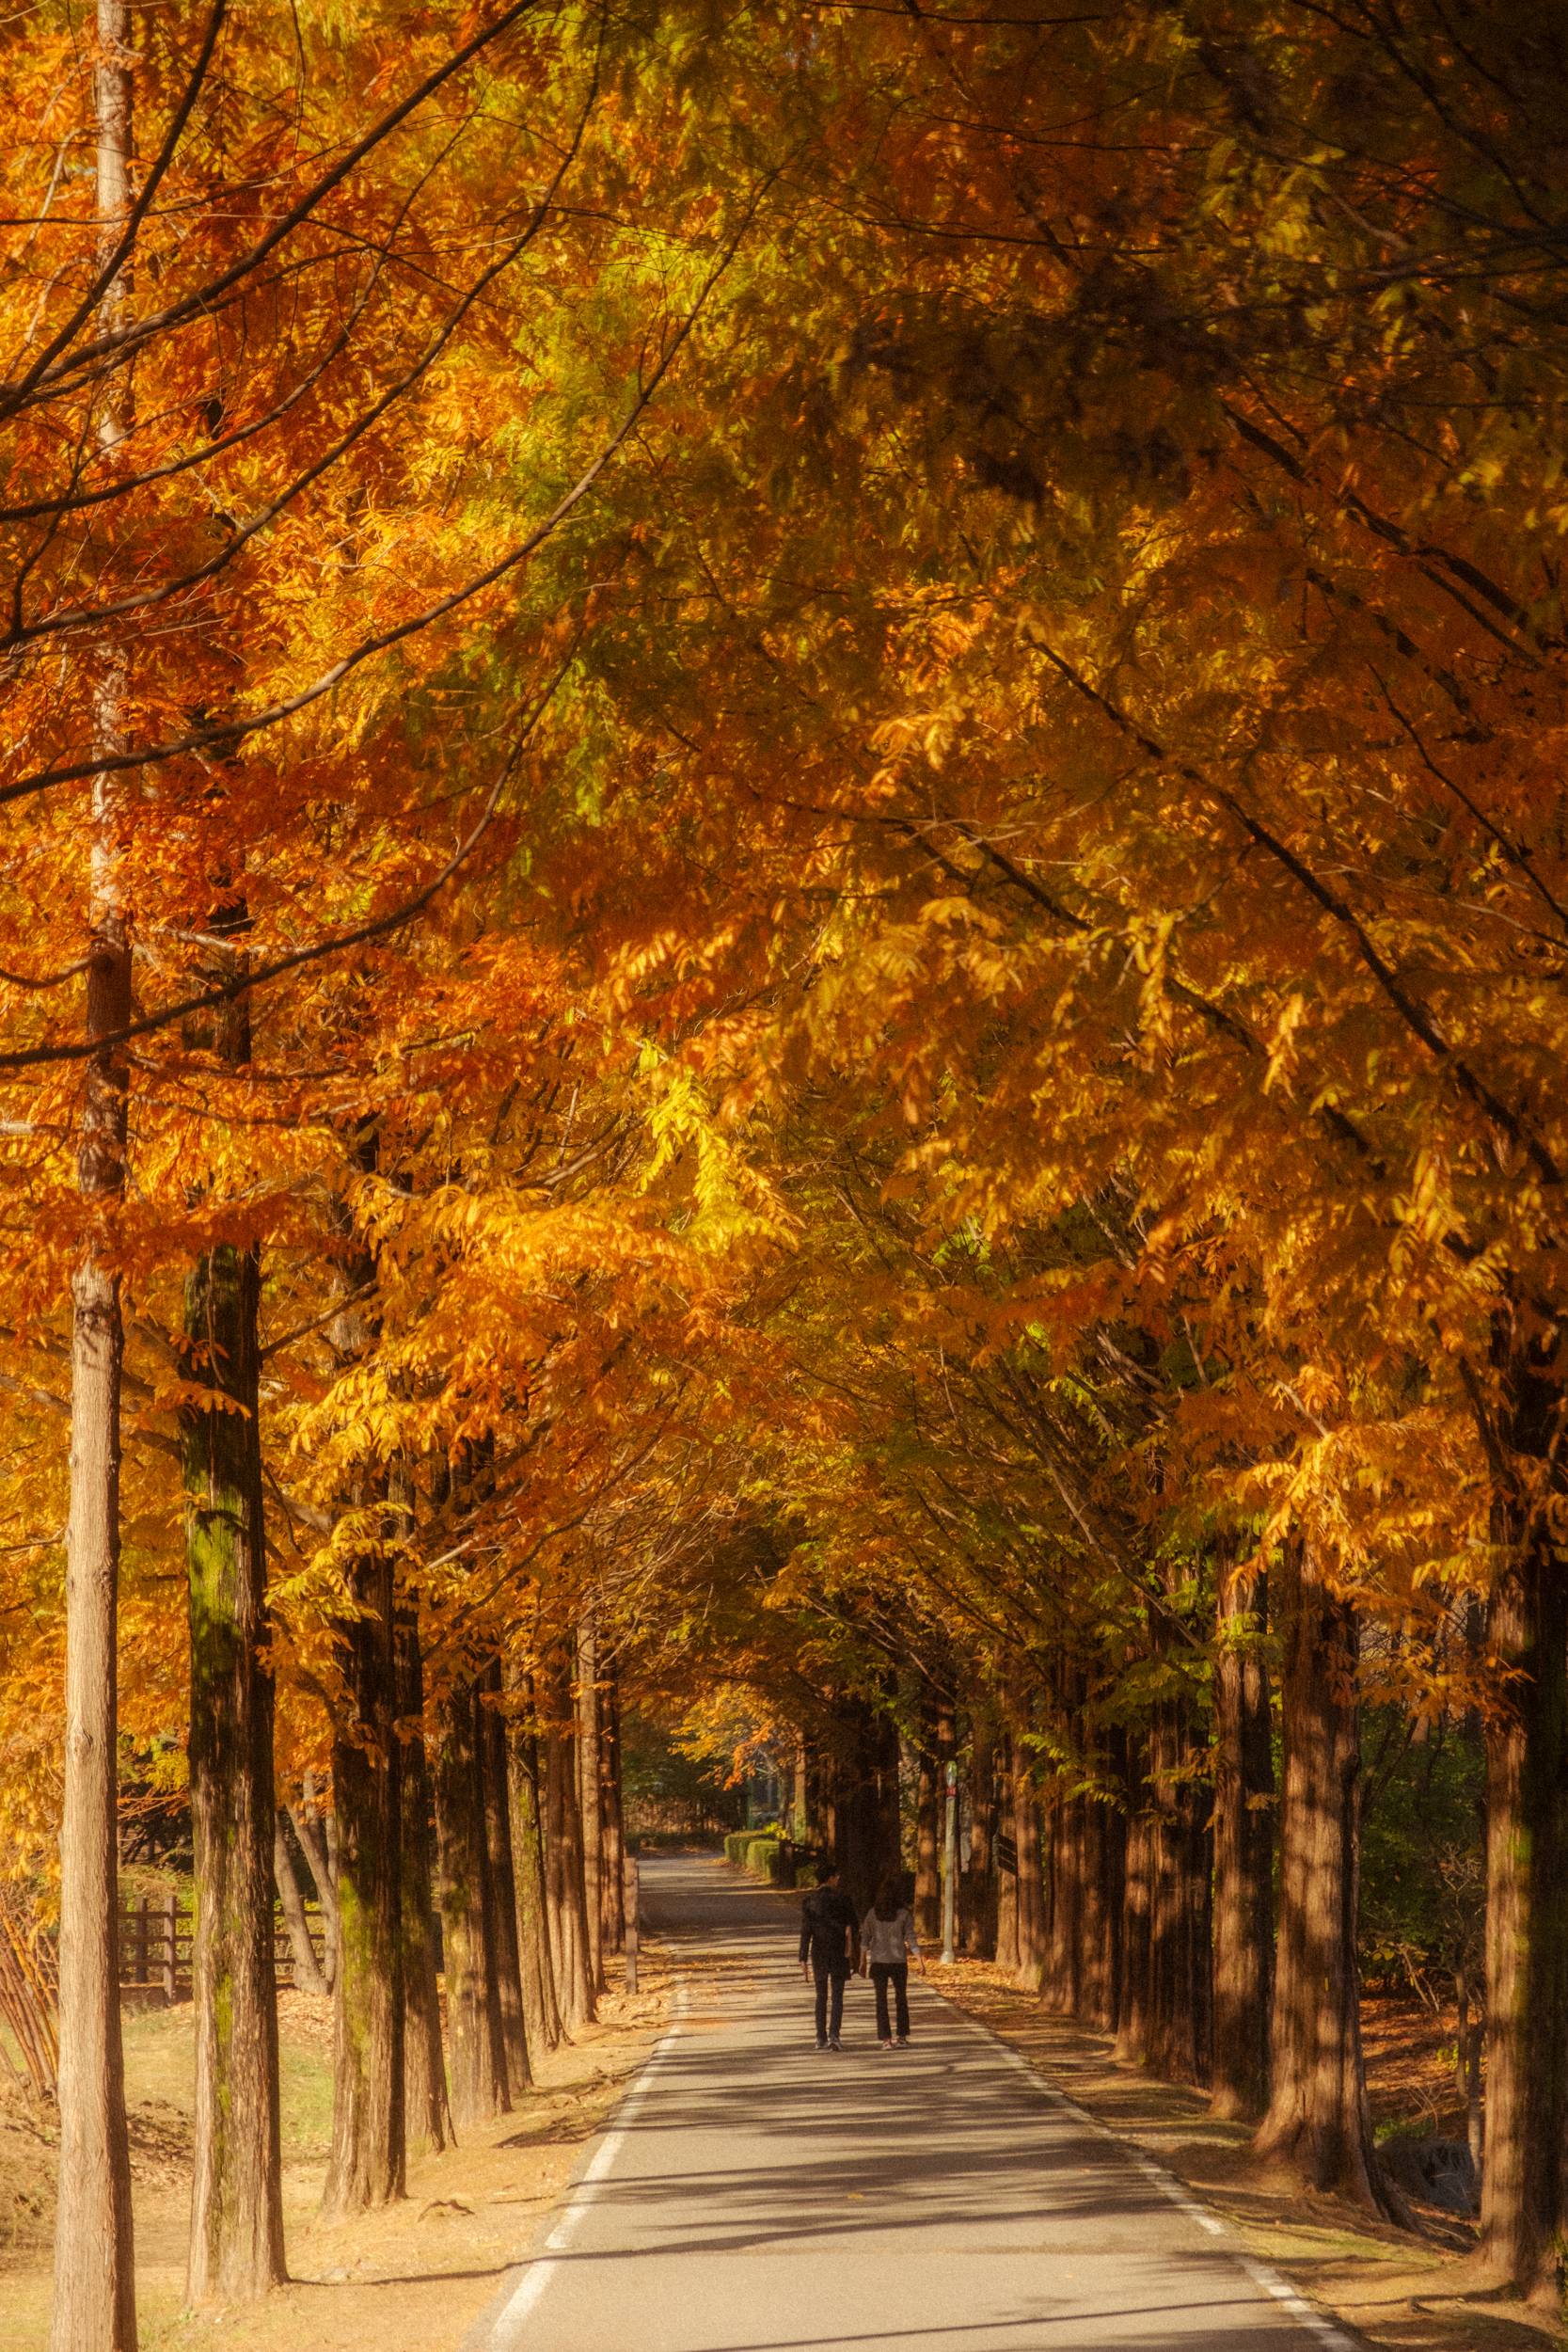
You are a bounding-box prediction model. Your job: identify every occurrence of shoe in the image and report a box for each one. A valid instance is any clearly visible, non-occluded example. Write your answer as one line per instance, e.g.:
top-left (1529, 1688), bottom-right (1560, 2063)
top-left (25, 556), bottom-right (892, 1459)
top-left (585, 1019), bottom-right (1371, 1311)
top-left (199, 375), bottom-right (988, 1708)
top-left (895, 2036), bottom-right (911, 2046)
top-left (829, 2036), bottom-right (842, 2050)
top-left (816, 2036), bottom-right (828, 2050)
top-left (879, 2038), bottom-right (894, 2052)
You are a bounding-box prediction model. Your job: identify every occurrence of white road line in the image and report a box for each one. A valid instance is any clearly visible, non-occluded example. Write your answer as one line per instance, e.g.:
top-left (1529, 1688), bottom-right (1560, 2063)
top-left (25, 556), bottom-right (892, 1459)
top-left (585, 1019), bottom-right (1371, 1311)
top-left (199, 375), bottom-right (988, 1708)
top-left (487, 1883), bottom-right (1366, 2352)
top-left (485, 1982), bottom-right (689, 2350)
top-left (1236, 2255), bottom-right (1366, 2349)
top-left (925, 1979), bottom-right (1366, 2352)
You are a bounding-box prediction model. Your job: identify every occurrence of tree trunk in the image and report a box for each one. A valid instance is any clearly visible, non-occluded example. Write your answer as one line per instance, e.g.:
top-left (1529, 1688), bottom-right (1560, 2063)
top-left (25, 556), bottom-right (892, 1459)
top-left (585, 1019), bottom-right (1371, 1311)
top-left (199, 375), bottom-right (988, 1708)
top-left (1142, 1731), bottom-right (1175, 2079)
top-left (993, 1733), bottom-right (1019, 1973)
top-left (835, 1698), bottom-right (901, 1914)
top-left (291, 1780), bottom-right (339, 1992)
top-left (600, 1657), bottom-right (626, 1958)
top-left (1042, 1785), bottom-right (1082, 2016)
top-left (434, 1678), bottom-right (509, 2125)
top-left (1466, 1319), bottom-right (1568, 2296)
top-left (1455, 1961), bottom-right (1484, 2178)
top-left (183, 1238), bottom-right (285, 2298)
top-left (1211, 1564), bottom-right (1275, 2122)
top-left (396, 1608), bottom-right (451, 2156)
top-left (1078, 1795), bottom-right (1117, 2031)
top-left (322, 1550), bottom-right (404, 2216)
top-left (576, 1618), bottom-right (606, 1994)
top-left (791, 1733), bottom-right (810, 1844)
top-left (963, 1709), bottom-right (999, 1959)
top-left (478, 1661), bottom-right (531, 2092)
top-left (52, 8), bottom-right (137, 2345)
top-left (543, 1646), bottom-right (595, 2031)
top-left (507, 1694), bottom-right (563, 2055)
top-left (274, 1820), bottom-right (328, 1998)
top-left (1013, 1756), bottom-right (1046, 1992)
top-left (1256, 1544), bottom-right (1394, 2217)
top-left (55, 1257), bottom-right (136, 2352)
top-left (1115, 1764), bottom-right (1152, 2066)
top-left (1186, 1794), bottom-right (1213, 2085)
top-left (913, 1727), bottom-right (942, 1943)
top-left (1143, 1702), bottom-right (1211, 2087)
top-left (1481, 1525), bottom-right (1568, 2291)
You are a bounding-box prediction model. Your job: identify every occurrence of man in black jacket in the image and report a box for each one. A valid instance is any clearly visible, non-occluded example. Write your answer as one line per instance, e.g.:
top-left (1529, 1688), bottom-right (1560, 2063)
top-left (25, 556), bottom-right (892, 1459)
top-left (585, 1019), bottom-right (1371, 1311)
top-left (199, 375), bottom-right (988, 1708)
top-left (798, 1861), bottom-right (860, 2050)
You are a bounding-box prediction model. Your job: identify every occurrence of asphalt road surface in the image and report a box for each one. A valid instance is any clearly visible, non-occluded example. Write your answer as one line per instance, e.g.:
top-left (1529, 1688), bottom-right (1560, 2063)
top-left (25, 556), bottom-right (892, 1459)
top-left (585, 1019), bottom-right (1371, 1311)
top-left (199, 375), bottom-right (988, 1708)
top-left (474, 1856), bottom-right (1354, 2352)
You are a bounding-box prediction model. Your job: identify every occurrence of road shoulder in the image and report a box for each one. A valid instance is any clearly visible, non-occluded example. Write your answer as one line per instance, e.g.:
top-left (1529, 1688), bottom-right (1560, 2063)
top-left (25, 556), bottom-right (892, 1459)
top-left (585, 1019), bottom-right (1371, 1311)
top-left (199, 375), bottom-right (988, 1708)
top-left (927, 1958), bottom-right (1556, 2352)
top-left (0, 1956), bottom-right (671, 2352)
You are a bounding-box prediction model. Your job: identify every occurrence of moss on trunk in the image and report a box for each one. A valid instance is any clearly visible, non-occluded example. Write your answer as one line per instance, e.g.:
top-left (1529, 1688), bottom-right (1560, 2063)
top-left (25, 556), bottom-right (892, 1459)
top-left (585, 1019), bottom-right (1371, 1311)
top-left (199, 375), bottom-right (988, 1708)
top-left (183, 1241), bottom-right (286, 2299)
top-left (323, 1549), bottom-right (405, 2217)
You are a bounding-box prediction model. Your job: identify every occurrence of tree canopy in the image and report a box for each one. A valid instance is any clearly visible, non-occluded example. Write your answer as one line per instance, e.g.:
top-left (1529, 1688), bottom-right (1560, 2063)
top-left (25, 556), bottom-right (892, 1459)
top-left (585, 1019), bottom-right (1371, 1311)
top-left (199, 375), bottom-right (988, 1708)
top-left (5, 0), bottom-right (1568, 2338)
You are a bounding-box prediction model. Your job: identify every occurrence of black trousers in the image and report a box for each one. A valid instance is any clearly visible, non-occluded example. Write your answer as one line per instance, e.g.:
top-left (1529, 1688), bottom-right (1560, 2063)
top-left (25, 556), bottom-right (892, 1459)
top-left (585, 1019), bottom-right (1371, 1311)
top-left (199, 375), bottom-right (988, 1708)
top-left (813, 1965), bottom-right (847, 2041)
top-left (871, 1961), bottom-right (911, 2041)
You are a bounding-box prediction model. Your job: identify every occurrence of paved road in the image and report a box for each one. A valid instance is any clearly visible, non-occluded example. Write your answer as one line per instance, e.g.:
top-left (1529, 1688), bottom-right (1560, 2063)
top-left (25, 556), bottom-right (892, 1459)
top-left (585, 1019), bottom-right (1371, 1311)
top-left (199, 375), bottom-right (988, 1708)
top-left (477, 1857), bottom-right (1351, 2352)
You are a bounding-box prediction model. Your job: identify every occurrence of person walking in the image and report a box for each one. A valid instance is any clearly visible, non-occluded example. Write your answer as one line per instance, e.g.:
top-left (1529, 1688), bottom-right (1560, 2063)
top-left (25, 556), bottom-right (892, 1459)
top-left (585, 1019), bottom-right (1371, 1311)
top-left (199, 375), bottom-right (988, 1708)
top-left (861, 1875), bottom-right (924, 2048)
top-left (798, 1860), bottom-right (860, 2050)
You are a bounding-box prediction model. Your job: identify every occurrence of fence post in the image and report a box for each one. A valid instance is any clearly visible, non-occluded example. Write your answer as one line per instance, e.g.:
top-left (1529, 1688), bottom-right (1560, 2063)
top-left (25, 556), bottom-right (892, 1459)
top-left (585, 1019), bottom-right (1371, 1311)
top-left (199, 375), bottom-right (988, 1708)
top-left (135, 1896), bottom-right (150, 1987)
top-left (164, 1891), bottom-right (180, 2003)
top-left (624, 1852), bottom-right (641, 1994)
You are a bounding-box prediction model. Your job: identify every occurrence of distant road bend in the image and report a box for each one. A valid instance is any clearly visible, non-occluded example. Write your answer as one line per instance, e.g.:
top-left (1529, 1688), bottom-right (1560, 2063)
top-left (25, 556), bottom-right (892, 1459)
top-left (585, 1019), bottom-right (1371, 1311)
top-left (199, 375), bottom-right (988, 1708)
top-left (473, 1856), bottom-right (1356, 2352)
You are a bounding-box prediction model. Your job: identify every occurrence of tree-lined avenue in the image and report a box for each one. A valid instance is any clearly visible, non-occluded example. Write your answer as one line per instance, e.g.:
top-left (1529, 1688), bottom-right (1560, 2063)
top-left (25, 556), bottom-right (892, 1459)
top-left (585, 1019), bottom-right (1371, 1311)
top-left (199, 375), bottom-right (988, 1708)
top-left (476, 1860), bottom-right (1338, 2352)
top-left (4, 4), bottom-right (1567, 2344)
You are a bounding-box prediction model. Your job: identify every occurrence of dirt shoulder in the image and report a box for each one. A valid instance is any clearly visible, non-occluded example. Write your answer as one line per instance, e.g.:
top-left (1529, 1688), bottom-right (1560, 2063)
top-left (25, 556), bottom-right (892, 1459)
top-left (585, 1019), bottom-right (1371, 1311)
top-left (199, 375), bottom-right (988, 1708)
top-left (0, 1952), bottom-right (669, 2352)
top-left (928, 1958), bottom-right (1560, 2352)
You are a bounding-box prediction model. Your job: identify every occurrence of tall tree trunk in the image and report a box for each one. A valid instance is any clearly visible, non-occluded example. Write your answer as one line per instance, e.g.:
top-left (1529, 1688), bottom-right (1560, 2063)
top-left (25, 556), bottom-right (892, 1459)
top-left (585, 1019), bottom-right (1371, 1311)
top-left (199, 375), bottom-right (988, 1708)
top-left (1013, 1753), bottom-right (1046, 1992)
top-left (1482, 1522), bottom-right (1568, 2291)
top-left (322, 1549), bottom-right (405, 2216)
top-left (964, 1708), bottom-right (999, 1959)
top-left (320, 1144), bottom-right (404, 2214)
top-left (183, 1236), bottom-right (285, 2298)
top-left (274, 1820), bottom-right (328, 1998)
top-left (507, 1692), bottom-right (563, 2055)
top-left (1186, 1791), bottom-right (1214, 2085)
top-left (52, 10), bottom-right (137, 2340)
top-left (396, 1608), bottom-right (451, 2156)
top-left (1211, 1564), bottom-right (1275, 2122)
top-left (600, 1656), bottom-right (626, 1958)
top-left (791, 1733), bottom-right (810, 1843)
top-left (576, 1617), bottom-right (606, 1994)
top-left (1144, 1702), bottom-right (1211, 2087)
top-left (1256, 1544), bottom-right (1394, 2217)
top-left (1115, 1757), bottom-right (1152, 2066)
top-left (543, 1646), bottom-right (595, 2031)
top-left (479, 1661), bottom-right (531, 2092)
top-left (1042, 1784), bottom-right (1083, 2016)
top-left (291, 1778), bottom-right (339, 1991)
top-left (434, 1678), bottom-right (508, 2125)
top-left (993, 1732), bottom-right (1019, 1973)
top-left (1148, 1800), bottom-right (1180, 2072)
top-left (1468, 1318), bottom-right (1568, 2297)
top-left (835, 1697), bottom-right (901, 1914)
top-left (1078, 1794), bottom-right (1117, 2032)
top-left (55, 1159), bottom-right (136, 2352)
top-left (913, 1717), bottom-right (942, 1942)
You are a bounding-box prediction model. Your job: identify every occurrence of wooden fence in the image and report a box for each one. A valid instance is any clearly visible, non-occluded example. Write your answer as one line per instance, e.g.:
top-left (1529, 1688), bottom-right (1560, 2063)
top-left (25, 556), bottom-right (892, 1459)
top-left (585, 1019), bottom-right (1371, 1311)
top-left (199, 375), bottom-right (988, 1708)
top-left (117, 1892), bottom-right (328, 2005)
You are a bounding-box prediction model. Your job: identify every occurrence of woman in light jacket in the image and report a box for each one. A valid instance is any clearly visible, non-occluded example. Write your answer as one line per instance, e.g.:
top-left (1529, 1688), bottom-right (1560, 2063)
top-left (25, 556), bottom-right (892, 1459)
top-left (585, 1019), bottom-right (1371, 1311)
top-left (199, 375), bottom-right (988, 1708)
top-left (861, 1875), bottom-right (925, 2049)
